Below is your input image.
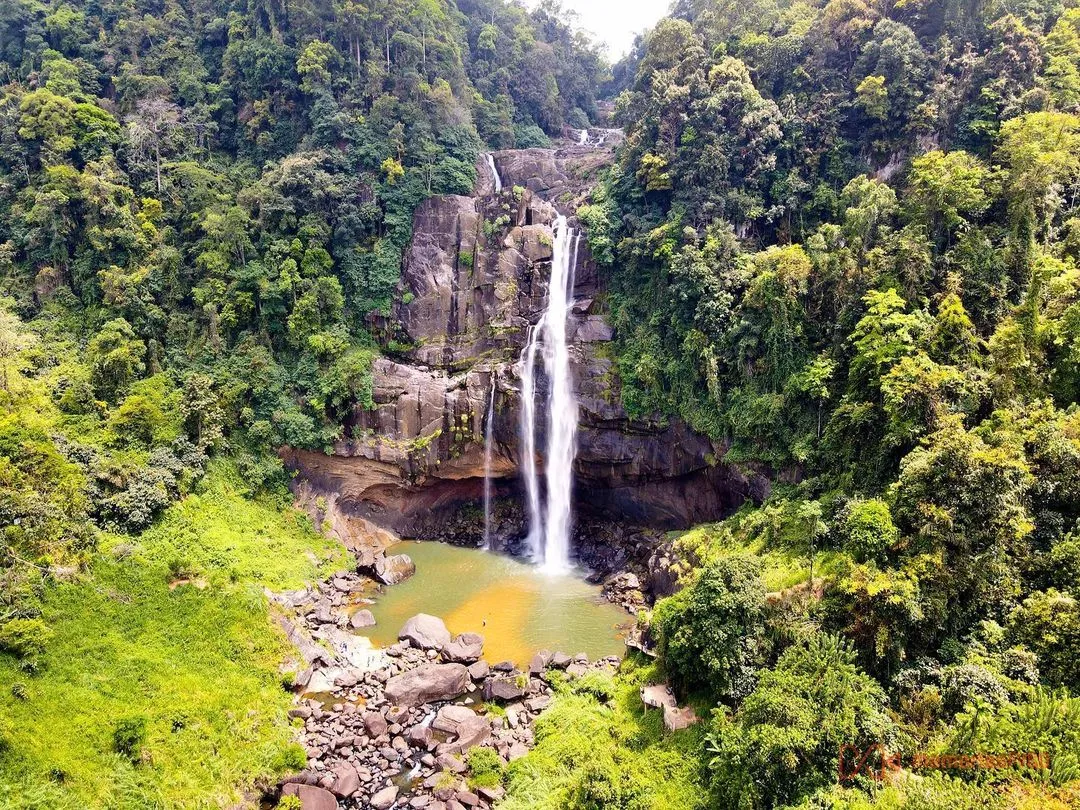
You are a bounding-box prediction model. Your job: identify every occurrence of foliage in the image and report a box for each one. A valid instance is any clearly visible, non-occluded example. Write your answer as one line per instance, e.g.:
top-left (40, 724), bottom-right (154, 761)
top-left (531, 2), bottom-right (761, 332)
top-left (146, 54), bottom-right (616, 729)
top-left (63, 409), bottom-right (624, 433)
top-left (705, 634), bottom-right (894, 809)
top-left (652, 554), bottom-right (767, 701)
top-left (0, 463), bottom-right (344, 807)
top-left (500, 657), bottom-right (708, 810)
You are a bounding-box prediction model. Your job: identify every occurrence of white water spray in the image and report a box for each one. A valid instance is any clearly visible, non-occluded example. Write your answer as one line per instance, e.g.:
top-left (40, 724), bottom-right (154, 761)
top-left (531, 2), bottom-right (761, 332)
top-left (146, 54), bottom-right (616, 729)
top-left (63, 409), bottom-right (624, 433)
top-left (485, 153), bottom-right (502, 194)
top-left (577, 128), bottom-right (589, 146)
top-left (519, 216), bottom-right (579, 572)
top-left (482, 374), bottom-right (497, 550)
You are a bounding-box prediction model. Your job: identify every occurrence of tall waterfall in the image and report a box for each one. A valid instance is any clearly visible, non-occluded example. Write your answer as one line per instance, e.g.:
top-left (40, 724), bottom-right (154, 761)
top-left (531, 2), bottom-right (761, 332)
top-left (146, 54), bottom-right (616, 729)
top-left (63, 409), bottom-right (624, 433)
top-left (485, 153), bottom-right (502, 194)
top-left (482, 374), bottom-right (497, 550)
top-left (519, 216), bottom-right (580, 572)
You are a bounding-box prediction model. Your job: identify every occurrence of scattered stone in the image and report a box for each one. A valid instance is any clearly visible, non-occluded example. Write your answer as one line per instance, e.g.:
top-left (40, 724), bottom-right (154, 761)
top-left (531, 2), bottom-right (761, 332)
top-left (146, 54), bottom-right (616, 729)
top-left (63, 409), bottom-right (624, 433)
top-left (482, 677), bottom-right (525, 702)
top-left (329, 763), bottom-right (360, 798)
top-left (385, 663), bottom-right (471, 706)
top-left (565, 663), bottom-right (588, 678)
top-left (467, 661), bottom-right (489, 680)
top-left (549, 651), bottom-right (571, 669)
top-left (437, 753), bottom-right (468, 773)
top-left (524, 695), bottom-right (551, 713)
top-left (399, 614), bottom-right (453, 651)
top-left (455, 790), bottom-right (480, 807)
top-left (364, 711), bottom-right (388, 738)
top-left (439, 714), bottom-right (490, 753)
top-left (407, 724), bottom-right (434, 749)
top-left (371, 785), bottom-right (399, 810)
top-left (478, 785), bottom-right (505, 802)
top-left (280, 783), bottom-right (340, 810)
top-left (492, 660), bottom-right (515, 672)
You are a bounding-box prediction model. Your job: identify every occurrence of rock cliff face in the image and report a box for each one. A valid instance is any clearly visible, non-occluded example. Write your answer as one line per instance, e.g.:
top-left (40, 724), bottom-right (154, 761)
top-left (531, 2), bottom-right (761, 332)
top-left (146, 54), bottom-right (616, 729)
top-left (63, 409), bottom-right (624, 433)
top-left (284, 142), bottom-right (768, 552)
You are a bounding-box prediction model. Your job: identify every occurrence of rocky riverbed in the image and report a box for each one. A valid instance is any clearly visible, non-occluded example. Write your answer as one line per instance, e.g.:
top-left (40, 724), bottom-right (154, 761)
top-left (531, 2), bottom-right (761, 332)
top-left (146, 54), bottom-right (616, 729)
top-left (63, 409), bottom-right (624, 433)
top-left (267, 561), bottom-right (623, 810)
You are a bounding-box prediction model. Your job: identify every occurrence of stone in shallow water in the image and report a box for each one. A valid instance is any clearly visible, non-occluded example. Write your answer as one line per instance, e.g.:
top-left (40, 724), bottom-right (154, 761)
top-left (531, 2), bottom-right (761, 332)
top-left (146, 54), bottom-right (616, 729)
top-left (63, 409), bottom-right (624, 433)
top-left (350, 609), bottom-right (376, 629)
top-left (442, 632), bottom-right (484, 663)
top-left (376, 553), bottom-right (416, 585)
top-left (467, 660), bottom-right (489, 680)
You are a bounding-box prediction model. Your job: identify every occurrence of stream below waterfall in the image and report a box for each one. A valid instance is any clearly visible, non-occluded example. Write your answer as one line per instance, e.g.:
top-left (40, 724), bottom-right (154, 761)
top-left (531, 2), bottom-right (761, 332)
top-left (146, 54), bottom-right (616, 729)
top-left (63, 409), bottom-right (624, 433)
top-left (356, 541), bottom-right (630, 666)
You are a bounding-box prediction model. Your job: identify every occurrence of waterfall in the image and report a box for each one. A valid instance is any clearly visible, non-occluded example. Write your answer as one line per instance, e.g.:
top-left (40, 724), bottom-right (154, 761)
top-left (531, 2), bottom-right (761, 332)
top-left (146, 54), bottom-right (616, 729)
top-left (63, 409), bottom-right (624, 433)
top-left (519, 215), bottom-right (579, 572)
top-left (485, 153), bottom-right (502, 194)
top-left (577, 129), bottom-right (589, 146)
top-left (482, 374), bottom-right (497, 550)
top-left (519, 325), bottom-right (543, 559)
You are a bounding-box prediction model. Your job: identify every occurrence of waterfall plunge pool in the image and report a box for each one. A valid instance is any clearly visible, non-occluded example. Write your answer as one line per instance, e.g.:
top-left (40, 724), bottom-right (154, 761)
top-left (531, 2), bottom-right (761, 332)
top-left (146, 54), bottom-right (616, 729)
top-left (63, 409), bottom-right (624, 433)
top-left (355, 541), bottom-right (631, 667)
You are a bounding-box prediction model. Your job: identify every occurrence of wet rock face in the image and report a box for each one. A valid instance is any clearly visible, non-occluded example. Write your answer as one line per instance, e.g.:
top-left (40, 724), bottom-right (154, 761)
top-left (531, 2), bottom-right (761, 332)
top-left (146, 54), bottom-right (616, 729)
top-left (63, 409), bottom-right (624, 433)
top-left (284, 144), bottom-right (769, 545)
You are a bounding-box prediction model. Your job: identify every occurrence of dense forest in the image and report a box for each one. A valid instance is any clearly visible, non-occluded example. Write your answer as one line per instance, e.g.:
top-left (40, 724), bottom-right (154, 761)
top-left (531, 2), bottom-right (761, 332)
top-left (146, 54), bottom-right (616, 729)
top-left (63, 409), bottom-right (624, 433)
top-left (2, 0), bottom-right (1080, 807)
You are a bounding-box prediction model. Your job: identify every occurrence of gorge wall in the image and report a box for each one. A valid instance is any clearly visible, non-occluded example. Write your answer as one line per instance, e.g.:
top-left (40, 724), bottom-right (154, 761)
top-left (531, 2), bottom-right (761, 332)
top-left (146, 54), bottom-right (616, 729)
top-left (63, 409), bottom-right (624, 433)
top-left (283, 139), bottom-right (769, 553)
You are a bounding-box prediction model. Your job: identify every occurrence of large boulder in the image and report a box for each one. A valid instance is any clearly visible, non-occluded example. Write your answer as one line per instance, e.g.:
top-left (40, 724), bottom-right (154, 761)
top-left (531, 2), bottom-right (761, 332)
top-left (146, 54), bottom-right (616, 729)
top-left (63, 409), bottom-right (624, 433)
top-left (399, 614), bottom-right (452, 651)
top-left (280, 784), bottom-right (339, 810)
top-left (385, 663), bottom-right (471, 707)
top-left (375, 553), bottom-right (416, 585)
top-left (442, 632), bottom-right (484, 663)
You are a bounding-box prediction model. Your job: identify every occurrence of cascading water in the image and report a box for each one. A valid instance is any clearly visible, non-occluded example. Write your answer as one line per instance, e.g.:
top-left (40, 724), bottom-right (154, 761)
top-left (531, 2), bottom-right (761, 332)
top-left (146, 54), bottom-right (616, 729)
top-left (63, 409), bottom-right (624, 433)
top-left (577, 128), bottom-right (589, 146)
top-left (519, 325), bottom-right (543, 558)
top-left (481, 374), bottom-right (497, 550)
top-left (519, 216), bottom-right (579, 573)
top-left (485, 153), bottom-right (502, 194)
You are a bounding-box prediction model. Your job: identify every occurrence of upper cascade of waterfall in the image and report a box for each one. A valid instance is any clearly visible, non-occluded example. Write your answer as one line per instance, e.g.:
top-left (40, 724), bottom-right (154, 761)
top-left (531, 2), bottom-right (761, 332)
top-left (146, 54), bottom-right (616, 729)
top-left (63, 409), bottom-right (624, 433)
top-left (519, 215), bottom-right (580, 574)
top-left (485, 153), bottom-right (502, 194)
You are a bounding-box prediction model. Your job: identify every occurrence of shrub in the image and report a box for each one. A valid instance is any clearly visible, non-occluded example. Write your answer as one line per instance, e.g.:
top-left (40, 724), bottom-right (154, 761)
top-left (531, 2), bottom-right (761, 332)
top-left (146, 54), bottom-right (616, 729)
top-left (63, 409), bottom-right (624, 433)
top-left (107, 394), bottom-right (166, 447)
top-left (941, 663), bottom-right (1009, 714)
top-left (113, 716), bottom-right (148, 762)
top-left (272, 742), bottom-right (307, 772)
top-left (513, 123), bottom-right (550, 148)
top-left (468, 746), bottom-right (504, 788)
top-left (0, 618), bottom-right (53, 659)
top-left (652, 553), bottom-right (767, 700)
top-left (277, 796), bottom-right (302, 810)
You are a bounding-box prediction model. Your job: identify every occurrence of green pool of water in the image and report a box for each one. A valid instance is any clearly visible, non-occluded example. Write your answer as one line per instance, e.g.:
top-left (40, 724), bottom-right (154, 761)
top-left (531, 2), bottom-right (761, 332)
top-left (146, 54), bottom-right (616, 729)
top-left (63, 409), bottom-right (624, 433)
top-left (359, 541), bottom-right (630, 666)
